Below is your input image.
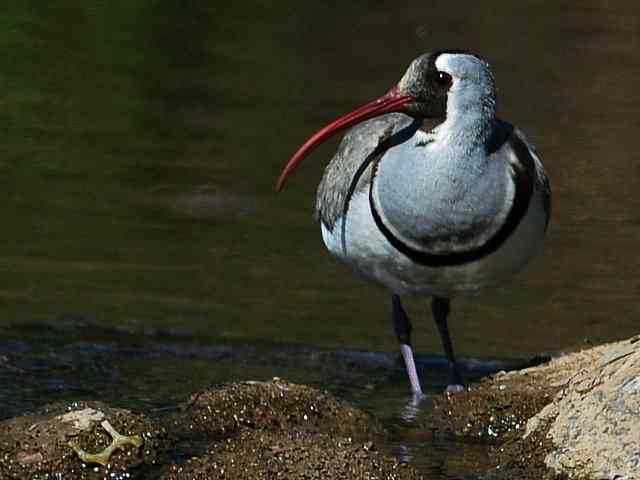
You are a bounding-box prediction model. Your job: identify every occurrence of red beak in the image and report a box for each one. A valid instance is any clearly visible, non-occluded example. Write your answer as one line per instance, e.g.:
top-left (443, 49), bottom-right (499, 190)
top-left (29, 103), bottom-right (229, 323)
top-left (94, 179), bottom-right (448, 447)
top-left (275, 86), bottom-right (414, 191)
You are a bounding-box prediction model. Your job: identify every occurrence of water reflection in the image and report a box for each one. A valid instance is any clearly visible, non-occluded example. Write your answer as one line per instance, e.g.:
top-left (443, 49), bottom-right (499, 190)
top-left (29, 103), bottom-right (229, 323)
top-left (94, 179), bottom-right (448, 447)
top-left (399, 393), bottom-right (428, 424)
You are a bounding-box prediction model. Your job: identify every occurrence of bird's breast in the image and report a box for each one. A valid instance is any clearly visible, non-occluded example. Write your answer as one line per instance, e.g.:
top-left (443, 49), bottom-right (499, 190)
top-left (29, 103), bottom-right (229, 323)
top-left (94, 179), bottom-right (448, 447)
top-left (370, 136), bottom-right (513, 255)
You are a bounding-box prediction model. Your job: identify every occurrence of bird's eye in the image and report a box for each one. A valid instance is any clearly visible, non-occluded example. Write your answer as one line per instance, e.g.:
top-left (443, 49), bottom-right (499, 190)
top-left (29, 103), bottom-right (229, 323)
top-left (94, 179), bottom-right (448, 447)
top-left (436, 71), bottom-right (452, 87)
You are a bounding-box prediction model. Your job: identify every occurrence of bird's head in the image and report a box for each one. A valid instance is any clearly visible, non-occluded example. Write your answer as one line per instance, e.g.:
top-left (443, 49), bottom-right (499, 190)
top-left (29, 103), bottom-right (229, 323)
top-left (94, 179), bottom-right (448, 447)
top-left (276, 50), bottom-right (496, 191)
top-left (398, 51), bottom-right (496, 121)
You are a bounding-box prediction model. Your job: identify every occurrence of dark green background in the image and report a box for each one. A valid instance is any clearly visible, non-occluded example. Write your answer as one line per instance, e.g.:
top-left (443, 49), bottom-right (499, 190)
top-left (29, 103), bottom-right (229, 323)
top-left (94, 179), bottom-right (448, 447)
top-left (1, 4), bottom-right (639, 475)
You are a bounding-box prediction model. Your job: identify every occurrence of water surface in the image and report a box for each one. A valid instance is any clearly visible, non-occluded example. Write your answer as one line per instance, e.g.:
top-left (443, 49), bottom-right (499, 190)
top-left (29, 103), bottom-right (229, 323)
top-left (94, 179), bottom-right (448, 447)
top-left (1, 2), bottom-right (639, 478)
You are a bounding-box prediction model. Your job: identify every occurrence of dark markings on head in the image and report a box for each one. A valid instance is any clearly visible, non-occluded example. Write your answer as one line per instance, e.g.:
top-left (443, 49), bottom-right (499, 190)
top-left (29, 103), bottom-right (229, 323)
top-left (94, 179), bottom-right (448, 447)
top-left (403, 50), bottom-right (485, 124)
top-left (401, 54), bottom-right (448, 121)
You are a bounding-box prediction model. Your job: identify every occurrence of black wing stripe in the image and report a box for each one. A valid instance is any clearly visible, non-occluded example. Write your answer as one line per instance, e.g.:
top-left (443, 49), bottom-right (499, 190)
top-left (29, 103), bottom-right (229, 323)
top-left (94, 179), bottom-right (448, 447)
top-left (340, 119), bottom-right (421, 255)
top-left (369, 130), bottom-right (536, 267)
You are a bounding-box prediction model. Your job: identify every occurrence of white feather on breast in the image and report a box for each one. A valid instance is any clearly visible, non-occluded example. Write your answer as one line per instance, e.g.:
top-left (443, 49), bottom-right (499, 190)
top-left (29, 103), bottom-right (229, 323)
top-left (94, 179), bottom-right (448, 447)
top-left (321, 185), bottom-right (547, 297)
top-left (372, 130), bottom-right (514, 255)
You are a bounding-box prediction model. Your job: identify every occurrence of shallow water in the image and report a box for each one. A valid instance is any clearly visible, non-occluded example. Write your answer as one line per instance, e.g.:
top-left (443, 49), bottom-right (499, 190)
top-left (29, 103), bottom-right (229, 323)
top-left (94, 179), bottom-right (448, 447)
top-left (0, 321), bottom-right (520, 476)
top-left (1, 1), bottom-right (640, 477)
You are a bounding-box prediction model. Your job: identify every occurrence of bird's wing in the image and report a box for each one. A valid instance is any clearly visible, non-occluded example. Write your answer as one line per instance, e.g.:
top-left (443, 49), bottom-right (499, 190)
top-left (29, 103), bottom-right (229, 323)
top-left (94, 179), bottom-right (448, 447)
top-left (508, 126), bottom-right (552, 230)
top-left (315, 113), bottom-right (416, 230)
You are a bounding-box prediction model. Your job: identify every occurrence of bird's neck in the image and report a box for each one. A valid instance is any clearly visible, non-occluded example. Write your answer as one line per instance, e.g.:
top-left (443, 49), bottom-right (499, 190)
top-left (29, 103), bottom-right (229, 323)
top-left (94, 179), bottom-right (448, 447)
top-left (429, 102), bottom-right (496, 151)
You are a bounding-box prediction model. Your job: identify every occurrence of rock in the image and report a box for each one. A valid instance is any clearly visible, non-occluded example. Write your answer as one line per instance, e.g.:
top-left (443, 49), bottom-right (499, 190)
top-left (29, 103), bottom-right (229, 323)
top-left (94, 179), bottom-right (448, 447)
top-left (527, 336), bottom-right (640, 479)
top-left (425, 363), bottom-right (560, 480)
top-left (0, 400), bottom-right (169, 479)
top-left (432, 336), bottom-right (640, 480)
top-left (170, 378), bottom-right (378, 439)
top-left (163, 428), bottom-right (421, 480)
top-left (162, 379), bottom-right (402, 479)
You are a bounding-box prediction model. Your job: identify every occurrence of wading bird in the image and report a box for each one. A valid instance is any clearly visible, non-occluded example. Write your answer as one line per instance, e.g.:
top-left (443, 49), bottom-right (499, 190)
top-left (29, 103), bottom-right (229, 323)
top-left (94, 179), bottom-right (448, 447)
top-left (276, 51), bottom-right (551, 395)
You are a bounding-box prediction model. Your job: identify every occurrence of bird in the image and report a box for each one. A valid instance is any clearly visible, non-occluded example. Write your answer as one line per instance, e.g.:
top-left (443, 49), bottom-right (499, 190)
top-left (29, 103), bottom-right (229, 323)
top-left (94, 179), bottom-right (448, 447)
top-left (275, 50), bottom-right (551, 396)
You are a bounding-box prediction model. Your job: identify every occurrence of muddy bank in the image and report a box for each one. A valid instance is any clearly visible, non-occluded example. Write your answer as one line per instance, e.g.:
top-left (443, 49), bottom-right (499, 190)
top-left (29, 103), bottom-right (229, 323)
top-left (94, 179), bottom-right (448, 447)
top-left (432, 336), bottom-right (640, 479)
top-left (164, 429), bottom-right (416, 479)
top-left (0, 379), bottom-right (421, 479)
top-left (1, 338), bottom-right (637, 479)
top-left (169, 377), bottom-right (378, 439)
top-left (163, 378), bottom-right (420, 479)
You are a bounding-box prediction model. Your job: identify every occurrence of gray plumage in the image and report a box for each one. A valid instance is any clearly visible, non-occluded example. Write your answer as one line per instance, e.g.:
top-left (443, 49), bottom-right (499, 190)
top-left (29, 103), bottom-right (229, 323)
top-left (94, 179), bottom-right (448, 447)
top-left (316, 117), bottom-right (550, 256)
top-left (315, 113), bottom-right (415, 230)
top-left (315, 53), bottom-right (550, 258)
top-left (289, 50), bottom-right (552, 395)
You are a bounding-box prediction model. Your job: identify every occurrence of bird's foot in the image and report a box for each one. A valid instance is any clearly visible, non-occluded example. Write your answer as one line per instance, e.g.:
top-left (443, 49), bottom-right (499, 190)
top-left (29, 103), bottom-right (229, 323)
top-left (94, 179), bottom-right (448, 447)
top-left (400, 391), bottom-right (428, 422)
top-left (411, 390), bottom-right (427, 401)
top-left (70, 420), bottom-right (143, 466)
top-left (445, 384), bottom-right (466, 394)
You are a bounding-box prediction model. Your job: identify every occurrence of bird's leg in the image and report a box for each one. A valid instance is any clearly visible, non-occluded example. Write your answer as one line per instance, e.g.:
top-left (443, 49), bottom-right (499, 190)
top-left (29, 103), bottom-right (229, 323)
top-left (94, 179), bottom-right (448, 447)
top-left (391, 294), bottom-right (423, 396)
top-left (431, 296), bottom-right (465, 393)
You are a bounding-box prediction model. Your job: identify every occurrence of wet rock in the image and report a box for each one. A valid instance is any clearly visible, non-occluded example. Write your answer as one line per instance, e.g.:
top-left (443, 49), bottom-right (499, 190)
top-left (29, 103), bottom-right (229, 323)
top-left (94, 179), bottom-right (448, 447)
top-left (428, 369), bottom-right (557, 441)
top-left (170, 378), bottom-right (377, 439)
top-left (483, 417), bottom-right (558, 480)
top-left (0, 355), bottom-right (22, 373)
top-left (425, 365), bottom-right (560, 480)
top-left (163, 428), bottom-right (421, 480)
top-left (0, 400), bottom-right (169, 479)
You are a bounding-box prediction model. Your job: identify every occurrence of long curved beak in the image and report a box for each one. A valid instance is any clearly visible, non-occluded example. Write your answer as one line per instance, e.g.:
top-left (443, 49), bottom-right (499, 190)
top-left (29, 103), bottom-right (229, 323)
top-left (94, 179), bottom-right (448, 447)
top-left (275, 86), bottom-right (414, 191)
